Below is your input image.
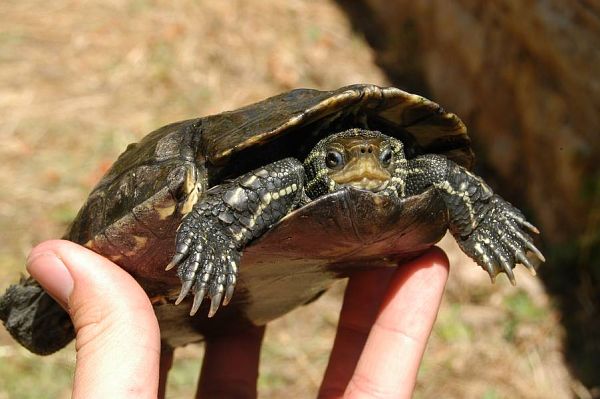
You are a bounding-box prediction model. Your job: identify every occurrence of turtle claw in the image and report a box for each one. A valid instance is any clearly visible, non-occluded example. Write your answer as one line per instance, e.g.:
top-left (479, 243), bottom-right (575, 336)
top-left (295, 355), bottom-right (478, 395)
top-left (222, 262), bottom-right (237, 306)
top-left (208, 289), bottom-right (224, 318)
top-left (513, 214), bottom-right (540, 235)
top-left (522, 221), bottom-right (540, 235)
top-left (504, 265), bottom-right (516, 286)
top-left (165, 253), bottom-right (184, 271)
top-left (167, 234), bottom-right (194, 271)
top-left (165, 262), bottom-right (176, 272)
top-left (170, 215), bottom-right (241, 317)
top-left (526, 242), bottom-right (545, 263)
top-left (223, 283), bottom-right (235, 306)
top-left (496, 251), bottom-right (516, 285)
top-left (175, 280), bottom-right (193, 305)
top-left (459, 195), bottom-right (544, 284)
top-left (515, 250), bottom-right (536, 276)
top-left (190, 287), bottom-right (206, 316)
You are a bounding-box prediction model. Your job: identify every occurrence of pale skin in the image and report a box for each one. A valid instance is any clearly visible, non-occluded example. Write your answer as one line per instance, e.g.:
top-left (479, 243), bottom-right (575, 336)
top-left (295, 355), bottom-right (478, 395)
top-left (26, 239), bottom-right (449, 399)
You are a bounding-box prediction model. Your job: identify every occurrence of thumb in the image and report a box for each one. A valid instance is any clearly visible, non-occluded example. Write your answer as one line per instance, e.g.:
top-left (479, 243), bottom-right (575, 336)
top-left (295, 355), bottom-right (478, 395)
top-left (27, 240), bottom-right (161, 399)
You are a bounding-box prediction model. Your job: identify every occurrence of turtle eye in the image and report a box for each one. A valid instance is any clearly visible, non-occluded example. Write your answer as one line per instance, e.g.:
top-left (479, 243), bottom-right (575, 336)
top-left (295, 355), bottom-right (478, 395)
top-left (380, 148), bottom-right (393, 167)
top-left (325, 150), bottom-right (344, 169)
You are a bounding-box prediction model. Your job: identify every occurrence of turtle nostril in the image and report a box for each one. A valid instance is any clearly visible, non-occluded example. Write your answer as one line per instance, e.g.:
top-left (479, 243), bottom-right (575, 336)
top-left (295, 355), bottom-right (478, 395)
top-left (367, 146), bottom-right (373, 153)
top-left (360, 147), bottom-right (366, 153)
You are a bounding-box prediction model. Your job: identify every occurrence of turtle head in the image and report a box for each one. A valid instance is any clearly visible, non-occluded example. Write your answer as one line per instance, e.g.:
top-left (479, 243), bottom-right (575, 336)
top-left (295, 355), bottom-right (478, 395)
top-left (303, 129), bottom-right (405, 199)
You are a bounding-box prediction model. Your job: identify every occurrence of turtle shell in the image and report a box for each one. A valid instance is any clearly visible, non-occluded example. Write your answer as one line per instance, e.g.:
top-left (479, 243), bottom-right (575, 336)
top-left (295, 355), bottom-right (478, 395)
top-left (64, 84), bottom-right (470, 346)
top-left (203, 84), bottom-right (472, 177)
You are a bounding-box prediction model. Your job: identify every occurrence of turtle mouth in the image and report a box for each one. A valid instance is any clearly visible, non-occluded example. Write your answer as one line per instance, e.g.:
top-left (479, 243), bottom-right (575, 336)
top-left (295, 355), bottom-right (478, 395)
top-left (330, 157), bottom-right (391, 193)
top-left (344, 178), bottom-right (389, 192)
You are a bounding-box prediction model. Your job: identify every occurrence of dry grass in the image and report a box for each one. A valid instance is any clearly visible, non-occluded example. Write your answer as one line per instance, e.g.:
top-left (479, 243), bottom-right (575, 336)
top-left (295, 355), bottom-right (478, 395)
top-left (0, 1), bottom-right (577, 398)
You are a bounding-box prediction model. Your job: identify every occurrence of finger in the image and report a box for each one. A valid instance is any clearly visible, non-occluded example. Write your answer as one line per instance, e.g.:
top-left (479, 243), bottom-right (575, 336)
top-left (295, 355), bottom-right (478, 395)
top-left (197, 325), bottom-right (265, 399)
top-left (345, 247), bottom-right (449, 399)
top-left (158, 345), bottom-right (174, 399)
top-left (318, 267), bottom-right (395, 398)
top-left (27, 240), bottom-right (161, 399)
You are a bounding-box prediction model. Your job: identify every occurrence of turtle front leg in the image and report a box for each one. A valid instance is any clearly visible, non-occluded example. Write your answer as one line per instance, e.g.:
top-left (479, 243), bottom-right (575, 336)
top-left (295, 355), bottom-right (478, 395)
top-left (167, 158), bottom-right (305, 317)
top-left (405, 155), bottom-right (544, 283)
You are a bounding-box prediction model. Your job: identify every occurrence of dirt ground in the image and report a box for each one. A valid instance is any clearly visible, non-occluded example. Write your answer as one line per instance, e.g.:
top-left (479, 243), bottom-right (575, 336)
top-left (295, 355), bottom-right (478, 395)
top-left (0, 1), bottom-right (582, 398)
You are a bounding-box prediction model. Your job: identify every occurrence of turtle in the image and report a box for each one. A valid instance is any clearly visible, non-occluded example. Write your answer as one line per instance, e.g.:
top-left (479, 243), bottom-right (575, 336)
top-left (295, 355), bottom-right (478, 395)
top-left (0, 84), bottom-right (543, 356)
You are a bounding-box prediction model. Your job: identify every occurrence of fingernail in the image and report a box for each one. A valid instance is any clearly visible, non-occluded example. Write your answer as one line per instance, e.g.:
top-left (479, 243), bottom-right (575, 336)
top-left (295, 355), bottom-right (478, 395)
top-left (26, 251), bottom-right (74, 310)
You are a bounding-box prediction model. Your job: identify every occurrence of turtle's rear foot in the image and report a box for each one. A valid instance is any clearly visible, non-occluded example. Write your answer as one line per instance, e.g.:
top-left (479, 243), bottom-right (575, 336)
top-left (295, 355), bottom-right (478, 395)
top-left (0, 278), bottom-right (74, 355)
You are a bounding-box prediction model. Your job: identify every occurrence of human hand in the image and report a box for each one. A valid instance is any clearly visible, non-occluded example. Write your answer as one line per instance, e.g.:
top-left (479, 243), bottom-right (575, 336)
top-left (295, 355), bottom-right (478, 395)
top-left (318, 247), bottom-right (449, 398)
top-left (26, 240), bottom-right (264, 398)
top-left (26, 240), bottom-right (161, 398)
top-left (26, 240), bottom-right (448, 398)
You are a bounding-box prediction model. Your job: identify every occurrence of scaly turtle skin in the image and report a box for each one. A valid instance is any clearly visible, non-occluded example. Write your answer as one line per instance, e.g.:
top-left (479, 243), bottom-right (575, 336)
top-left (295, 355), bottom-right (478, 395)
top-left (0, 84), bottom-right (543, 355)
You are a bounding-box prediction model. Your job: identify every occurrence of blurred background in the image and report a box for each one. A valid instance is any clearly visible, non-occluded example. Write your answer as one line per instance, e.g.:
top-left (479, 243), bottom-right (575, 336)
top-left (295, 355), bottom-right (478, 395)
top-left (0, 1), bottom-right (597, 398)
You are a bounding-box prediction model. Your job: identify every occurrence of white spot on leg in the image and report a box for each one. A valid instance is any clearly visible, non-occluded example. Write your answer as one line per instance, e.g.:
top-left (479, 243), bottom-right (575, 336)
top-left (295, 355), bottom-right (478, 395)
top-left (261, 193), bottom-right (272, 204)
top-left (255, 169), bottom-right (269, 178)
top-left (240, 175), bottom-right (258, 188)
top-left (223, 187), bottom-right (248, 211)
